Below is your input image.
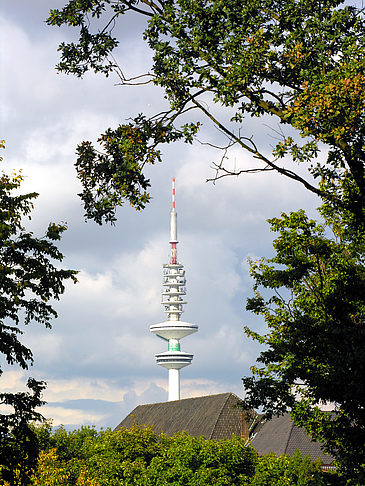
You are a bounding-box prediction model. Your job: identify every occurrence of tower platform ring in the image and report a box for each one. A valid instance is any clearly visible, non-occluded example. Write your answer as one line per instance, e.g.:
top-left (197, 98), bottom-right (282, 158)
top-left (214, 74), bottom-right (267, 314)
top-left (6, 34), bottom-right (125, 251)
top-left (150, 321), bottom-right (198, 339)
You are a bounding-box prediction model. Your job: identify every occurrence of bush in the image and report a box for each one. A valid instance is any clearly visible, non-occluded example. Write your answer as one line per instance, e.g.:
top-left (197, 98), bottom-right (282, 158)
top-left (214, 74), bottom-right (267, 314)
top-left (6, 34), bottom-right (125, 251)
top-left (30, 424), bottom-right (341, 485)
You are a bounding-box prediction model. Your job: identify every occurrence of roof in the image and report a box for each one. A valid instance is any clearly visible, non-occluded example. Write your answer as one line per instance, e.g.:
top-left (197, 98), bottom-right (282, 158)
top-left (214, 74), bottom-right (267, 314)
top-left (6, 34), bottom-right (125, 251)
top-left (114, 392), bottom-right (246, 440)
top-left (115, 394), bottom-right (334, 466)
top-left (250, 413), bottom-right (334, 465)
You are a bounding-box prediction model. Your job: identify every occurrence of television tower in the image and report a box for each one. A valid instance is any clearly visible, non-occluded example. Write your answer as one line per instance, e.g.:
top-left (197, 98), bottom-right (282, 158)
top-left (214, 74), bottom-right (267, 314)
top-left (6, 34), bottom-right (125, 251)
top-left (150, 178), bottom-right (198, 401)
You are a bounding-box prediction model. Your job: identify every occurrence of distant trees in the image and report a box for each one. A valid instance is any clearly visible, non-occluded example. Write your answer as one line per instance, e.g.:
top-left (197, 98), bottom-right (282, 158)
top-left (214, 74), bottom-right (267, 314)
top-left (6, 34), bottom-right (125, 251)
top-left (0, 142), bottom-right (77, 484)
top-left (28, 423), bottom-right (333, 486)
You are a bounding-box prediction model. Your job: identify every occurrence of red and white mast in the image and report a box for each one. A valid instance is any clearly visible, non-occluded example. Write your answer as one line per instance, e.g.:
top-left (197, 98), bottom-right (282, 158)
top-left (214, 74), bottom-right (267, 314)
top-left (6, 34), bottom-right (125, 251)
top-left (150, 178), bottom-right (198, 401)
top-left (170, 178), bottom-right (177, 264)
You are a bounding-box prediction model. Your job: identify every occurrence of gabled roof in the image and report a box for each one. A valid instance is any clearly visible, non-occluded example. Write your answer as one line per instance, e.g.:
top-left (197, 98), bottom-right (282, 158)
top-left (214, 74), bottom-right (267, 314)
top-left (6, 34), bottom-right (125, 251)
top-left (250, 413), bottom-right (334, 466)
top-left (115, 393), bottom-right (334, 466)
top-left (114, 392), bottom-right (245, 440)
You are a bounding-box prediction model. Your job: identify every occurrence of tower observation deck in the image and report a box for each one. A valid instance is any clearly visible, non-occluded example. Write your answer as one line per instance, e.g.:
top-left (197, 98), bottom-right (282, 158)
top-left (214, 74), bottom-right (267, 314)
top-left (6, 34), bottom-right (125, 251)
top-left (150, 179), bottom-right (198, 401)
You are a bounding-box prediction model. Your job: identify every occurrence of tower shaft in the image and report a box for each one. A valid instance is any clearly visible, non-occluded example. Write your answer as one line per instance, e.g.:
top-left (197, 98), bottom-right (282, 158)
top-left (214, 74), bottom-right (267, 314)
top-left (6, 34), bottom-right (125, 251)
top-left (169, 368), bottom-right (180, 401)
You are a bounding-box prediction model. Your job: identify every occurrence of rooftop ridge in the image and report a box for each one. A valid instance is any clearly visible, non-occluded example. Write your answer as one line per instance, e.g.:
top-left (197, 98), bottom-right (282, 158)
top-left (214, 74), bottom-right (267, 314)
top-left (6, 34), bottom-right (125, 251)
top-left (114, 392), bottom-right (242, 439)
top-left (133, 391), bottom-right (233, 410)
top-left (283, 415), bottom-right (295, 454)
top-left (209, 393), bottom-right (235, 439)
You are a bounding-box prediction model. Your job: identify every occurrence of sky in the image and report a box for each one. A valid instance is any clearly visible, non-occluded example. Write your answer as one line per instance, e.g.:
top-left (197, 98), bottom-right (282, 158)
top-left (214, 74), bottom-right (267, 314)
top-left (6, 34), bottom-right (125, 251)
top-left (0, 1), bottom-right (321, 430)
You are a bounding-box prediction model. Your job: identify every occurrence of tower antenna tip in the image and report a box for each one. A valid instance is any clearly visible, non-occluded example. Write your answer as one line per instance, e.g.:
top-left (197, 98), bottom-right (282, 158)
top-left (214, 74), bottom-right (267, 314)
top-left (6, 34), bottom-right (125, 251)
top-left (172, 178), bottom-right (176, 210)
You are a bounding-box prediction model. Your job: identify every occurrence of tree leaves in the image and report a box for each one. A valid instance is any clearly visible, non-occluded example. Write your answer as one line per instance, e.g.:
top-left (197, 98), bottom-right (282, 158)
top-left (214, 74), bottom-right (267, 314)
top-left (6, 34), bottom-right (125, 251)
top-left (0, 155), bottom-right (77, 485)
top-left (0, 170), bottom-right (77, 370)
top-left (75, 115), bottom-right (199, 223)
top-left (47, 1), bottom-right (364, 223)
top-left (243, 209), bottom-right (365, 480)
top-left (0, 379), bottom-right (46, 485)
top-left (28, 424), bottom-right (334, 485)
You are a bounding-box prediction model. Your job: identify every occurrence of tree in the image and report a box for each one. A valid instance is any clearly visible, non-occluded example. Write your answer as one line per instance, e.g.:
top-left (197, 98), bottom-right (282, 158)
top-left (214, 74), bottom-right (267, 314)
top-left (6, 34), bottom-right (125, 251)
top-left (249, 450), bottom-right (329, 486)
top-left (0, 142), bottom-right (78, 485)
top-left (30, 423), bottom-right (331, 485)
top-left (242, 205), bottom-right (365, 483)
top-left (0, 379), bottom-right (46, 485)
top-left (46, 0), bottom-right (365, 225)
top-left (46, 1), bottom-right (365, 480)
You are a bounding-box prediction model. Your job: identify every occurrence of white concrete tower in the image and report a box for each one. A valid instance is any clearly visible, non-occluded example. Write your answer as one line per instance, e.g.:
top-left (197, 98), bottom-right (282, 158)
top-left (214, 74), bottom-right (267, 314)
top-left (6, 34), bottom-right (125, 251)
top-left (150, 178), bottom-right (198, 401)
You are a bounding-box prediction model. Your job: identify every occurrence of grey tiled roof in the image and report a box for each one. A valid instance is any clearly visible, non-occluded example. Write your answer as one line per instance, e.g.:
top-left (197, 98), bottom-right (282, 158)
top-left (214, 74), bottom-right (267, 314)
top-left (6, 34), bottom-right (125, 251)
top-left (114, 392), bottom-right (245, 440)
top-left (115, 394), bottom-right (334, 466)
top-left (250, 413), bottom-right (334, 465)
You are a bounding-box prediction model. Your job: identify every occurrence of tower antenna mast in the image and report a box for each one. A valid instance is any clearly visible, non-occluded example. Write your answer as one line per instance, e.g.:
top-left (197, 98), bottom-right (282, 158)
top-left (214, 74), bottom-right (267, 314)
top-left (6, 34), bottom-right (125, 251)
top-left (150, 178), bottom-right (198, 401)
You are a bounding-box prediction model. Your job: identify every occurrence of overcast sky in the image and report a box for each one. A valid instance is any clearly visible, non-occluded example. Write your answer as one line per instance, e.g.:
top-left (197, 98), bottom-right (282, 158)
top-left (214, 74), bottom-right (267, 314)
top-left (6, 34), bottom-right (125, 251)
top-left (1, 1), bottom-right (320, 430)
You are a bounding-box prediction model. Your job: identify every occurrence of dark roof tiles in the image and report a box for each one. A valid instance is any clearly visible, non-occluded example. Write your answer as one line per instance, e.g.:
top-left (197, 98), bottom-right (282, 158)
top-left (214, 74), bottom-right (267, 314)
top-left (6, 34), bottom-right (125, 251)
top-left (251, 413), bottom-right (334, 465)
top-left (115, 393), bottom-right (334, 466)
top-left (115, 392), bottom-right (245, 440)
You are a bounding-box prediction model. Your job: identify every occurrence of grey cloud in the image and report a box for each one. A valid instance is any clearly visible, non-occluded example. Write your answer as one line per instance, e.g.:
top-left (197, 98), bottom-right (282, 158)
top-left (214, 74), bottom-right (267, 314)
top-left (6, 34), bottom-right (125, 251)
top-left (1, 3), bottom-right (320, 430)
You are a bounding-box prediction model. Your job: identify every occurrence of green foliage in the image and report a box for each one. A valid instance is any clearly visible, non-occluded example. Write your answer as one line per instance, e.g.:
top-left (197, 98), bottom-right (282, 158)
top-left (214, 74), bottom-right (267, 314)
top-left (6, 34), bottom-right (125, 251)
top-left (146, 432), bottom-right (257, 485)
top-left (250, 451), bottom-right (327, 486)
top-left (31, 448), bottom-right (71, 486)
top-left (75, 115), bottom-right (199, 224)
top-left (0, 169), bottom-right (78, 373)
top-left (243, 207), bottom-right (365, 483)
top-left (0, 379), bottom-right (46, 485)
top-left (0, 144), bottom-right (78, 485)
top-left (30, 424), bottom-right (335, 485)
top-left (47, 1), bottom-right (365, 224)
top-left (46, 1), bottom-right (365, 481)
top-left (33, 424), bottom-right (161, 485)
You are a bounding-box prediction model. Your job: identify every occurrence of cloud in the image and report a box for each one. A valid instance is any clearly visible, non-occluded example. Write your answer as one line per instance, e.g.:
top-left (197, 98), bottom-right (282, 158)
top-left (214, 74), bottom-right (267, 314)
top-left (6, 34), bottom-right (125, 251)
top-left (45, 380), bottom-right (170, 429)
top-left (0, 5), bottom-right (322, 431)
top-left (181, 378), bottom-right (244, 400)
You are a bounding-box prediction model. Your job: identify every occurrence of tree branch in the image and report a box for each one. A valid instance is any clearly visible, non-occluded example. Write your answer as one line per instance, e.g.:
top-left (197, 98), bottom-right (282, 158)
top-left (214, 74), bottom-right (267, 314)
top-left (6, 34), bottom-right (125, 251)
top-left (192, 98), bottom-right (326, 198)
top-left (124, 0), bottom-right (154, 17)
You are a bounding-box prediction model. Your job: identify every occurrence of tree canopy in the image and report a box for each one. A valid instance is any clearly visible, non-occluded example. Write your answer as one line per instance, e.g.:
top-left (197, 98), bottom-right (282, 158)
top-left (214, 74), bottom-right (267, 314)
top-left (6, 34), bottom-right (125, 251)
top-left (47, 0), bottom-right (364, 225)
top-left (242, 204), bottom-right (365, 482)
top-left (0, 142), bottom-right (78, 484)
top-left (27, 423), bottom-right (334, 486)
top-left (0, 175), bottom-right (77, 375)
